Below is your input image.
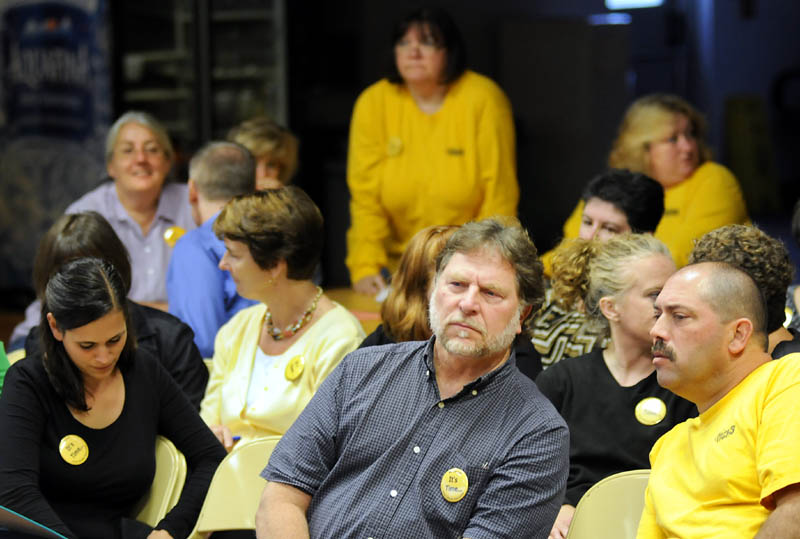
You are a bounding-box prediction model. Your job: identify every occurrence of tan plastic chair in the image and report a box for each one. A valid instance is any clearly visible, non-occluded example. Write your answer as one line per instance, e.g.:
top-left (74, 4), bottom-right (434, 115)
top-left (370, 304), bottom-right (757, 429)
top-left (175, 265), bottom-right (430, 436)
top-left (565, 469), bottom-right (650, 539)
top-left (131, 436), bottom-right (187, 527)
top-left (188, 435), bottom-right (282, 537)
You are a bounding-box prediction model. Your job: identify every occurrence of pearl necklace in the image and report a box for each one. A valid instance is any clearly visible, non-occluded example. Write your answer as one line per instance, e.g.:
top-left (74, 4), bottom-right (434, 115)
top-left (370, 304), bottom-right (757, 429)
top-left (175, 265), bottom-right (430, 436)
top-left (264, 286), bottom-right (323, 341)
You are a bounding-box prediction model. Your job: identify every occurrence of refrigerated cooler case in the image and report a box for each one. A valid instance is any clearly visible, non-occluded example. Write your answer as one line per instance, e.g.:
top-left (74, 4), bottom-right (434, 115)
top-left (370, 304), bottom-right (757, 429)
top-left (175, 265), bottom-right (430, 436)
top-left (113, 0), bottom-right (287, 160)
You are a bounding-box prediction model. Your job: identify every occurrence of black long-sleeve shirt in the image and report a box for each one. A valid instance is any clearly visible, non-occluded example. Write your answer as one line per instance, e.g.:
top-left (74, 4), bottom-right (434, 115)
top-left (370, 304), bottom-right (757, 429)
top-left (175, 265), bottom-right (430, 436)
top-left (0, 350), bottom-right (225, 538)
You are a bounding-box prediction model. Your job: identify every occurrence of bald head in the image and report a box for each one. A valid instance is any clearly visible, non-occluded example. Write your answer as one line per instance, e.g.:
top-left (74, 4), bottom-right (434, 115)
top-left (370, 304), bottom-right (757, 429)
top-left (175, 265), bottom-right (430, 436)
top-left (688, 262), bottom-right (768, 349)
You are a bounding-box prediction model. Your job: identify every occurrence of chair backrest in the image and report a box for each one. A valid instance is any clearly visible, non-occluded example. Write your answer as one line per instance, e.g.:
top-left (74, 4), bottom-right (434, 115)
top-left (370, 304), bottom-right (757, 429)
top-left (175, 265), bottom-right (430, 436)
top-left (190, 435), bottom-right (282, 535)
top-left (565, 469), bottom-right (650, 539)
top-left (7, 348), bottom-right (25, 366)
top-left (131, 436), bottom-right (187, 528)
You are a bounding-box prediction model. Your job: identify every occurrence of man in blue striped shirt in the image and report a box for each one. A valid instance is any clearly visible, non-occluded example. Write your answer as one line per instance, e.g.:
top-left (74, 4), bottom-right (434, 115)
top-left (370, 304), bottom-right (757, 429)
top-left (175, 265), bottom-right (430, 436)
top-left (257, 218), bottom-right (569, 538)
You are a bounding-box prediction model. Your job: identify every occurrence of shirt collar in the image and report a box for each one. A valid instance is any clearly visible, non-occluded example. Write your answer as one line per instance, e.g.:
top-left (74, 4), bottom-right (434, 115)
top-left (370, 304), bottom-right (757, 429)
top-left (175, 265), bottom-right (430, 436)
top-left (422, 336), bottom-right (517, 393)
top-left (153, 182), bottom-right (181, 224)
top-left (108, 180), bottom-right (179, 225)
top-left (203, 209), bottom-right (223, 229)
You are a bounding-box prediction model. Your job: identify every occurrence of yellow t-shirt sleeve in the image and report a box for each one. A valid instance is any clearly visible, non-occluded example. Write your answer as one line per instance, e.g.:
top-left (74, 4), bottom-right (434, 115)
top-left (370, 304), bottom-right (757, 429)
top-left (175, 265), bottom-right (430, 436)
top-left (757, 358), bottom-right (800, 509)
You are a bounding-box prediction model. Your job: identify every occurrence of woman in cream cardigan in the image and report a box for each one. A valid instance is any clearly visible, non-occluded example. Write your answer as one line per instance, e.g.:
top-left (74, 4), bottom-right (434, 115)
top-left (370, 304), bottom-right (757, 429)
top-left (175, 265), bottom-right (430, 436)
top-left (200, 187), bottom-right (365, 448)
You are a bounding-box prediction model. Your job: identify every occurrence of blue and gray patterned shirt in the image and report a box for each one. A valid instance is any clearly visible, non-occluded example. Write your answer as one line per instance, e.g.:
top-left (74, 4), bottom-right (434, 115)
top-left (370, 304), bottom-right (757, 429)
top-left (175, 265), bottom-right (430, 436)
top-left (263, 338), bottom-right (569, 539)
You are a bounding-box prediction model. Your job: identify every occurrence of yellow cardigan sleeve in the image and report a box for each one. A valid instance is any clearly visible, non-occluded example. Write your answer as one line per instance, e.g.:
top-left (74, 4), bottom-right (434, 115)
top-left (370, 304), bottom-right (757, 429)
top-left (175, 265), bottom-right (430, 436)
top-left (307, 309), bottom-right (366, 389)
top-left (540, 200), bottom-right (583, 276)
top-left (345, 84), bottom-right (392, 284)
top-left (475, 85), bottom-right (519, 220)
top-left (199, 328), bottom-right (232, 427)
top-left (199, 304), bottom-right (262, 426)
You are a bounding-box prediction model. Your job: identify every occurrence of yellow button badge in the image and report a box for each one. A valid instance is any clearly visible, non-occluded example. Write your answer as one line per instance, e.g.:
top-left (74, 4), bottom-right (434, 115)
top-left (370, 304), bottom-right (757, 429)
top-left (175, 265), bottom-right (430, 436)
top-left (440, 468), bottom-right (469, 503)
top-left (284, 355), bottom-right (305, 381)
top-left (59, 434), bottom-right (89, 465)
top-left (635, 397), bottom-right (667, 426)
top-left (386, 137), bottom-right (403, 157)
top-left (163, 226), bottom-right (186, 248)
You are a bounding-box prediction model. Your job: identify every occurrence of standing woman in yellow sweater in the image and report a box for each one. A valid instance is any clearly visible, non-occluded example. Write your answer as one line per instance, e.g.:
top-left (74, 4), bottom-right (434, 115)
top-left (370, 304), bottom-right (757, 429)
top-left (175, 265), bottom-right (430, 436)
top-left (543, 94), bottom-right (749, 272)
top-left (346, 7), bottom-right (519, 295)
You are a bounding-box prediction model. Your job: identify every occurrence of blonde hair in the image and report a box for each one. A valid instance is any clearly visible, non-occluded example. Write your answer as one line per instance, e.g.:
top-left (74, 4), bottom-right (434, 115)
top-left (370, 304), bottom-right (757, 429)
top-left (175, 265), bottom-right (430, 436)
top-left (608, 94), bottom-right (712, 174)
top-left (551, 233), bottom-right (671, 334)
top-left (228, 116), bottom-right (299, 184)
top-left (382, 226), bottom-right (457, 341)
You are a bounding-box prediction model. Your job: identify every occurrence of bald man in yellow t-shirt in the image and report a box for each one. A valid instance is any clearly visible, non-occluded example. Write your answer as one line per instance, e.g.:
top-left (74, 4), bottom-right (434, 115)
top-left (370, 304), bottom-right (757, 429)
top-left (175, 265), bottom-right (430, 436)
top-left (639, 262), bottom-right (800, 538)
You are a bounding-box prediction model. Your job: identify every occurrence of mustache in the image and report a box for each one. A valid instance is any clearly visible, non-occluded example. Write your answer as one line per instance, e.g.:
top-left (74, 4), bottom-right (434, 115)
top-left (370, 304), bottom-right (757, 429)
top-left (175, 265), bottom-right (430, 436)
top-left (651, 339), bottom-right (674, 360)
top-left (447, 315), bottom-right (485, 336)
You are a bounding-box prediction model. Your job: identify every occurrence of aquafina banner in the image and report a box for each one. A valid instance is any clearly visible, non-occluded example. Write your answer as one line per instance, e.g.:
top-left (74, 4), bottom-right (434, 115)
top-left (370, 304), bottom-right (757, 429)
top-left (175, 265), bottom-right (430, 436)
top-left (0, 0), bottom-right (110, 296)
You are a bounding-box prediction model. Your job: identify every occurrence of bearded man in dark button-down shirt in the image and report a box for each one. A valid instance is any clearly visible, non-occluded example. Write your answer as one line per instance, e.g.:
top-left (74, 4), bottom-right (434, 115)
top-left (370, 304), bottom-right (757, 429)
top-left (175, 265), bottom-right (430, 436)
top-left (256, 218), bottom-right (569, 539)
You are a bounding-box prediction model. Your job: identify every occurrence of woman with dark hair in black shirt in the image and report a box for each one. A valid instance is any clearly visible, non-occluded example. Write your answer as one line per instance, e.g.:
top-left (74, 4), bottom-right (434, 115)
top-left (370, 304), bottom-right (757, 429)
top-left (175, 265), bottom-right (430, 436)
top-left (0, 257), bottom-right (225, 538)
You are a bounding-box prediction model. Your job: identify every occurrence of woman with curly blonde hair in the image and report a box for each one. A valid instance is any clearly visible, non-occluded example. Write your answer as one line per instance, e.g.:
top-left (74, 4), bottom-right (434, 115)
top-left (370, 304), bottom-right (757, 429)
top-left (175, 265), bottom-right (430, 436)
top-left (546, 94), bottom-right (749, 270)
top-left (536, 233), bottom-right (696, 539)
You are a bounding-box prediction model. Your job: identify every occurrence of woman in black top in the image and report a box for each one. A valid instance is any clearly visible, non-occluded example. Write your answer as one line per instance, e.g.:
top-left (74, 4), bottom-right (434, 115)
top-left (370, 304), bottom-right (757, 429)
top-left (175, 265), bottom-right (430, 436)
top-left (536, 234), bottom-right (696, 539)
top-left (0, 258), bottom-right (225, 538)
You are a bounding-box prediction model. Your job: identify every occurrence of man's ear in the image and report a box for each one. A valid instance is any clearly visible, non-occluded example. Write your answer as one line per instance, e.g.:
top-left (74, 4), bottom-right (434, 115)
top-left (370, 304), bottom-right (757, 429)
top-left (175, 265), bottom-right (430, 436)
top-left (517, 305), bottom-right (533, 334)
top-left (188, 179), bottom-right (199, 204)
top-left (728, 318), bottom-right (753, 355)
top-left (598, 296), bottom-right (619, 322)
top-left (47, 313), bottom-right (64, 342)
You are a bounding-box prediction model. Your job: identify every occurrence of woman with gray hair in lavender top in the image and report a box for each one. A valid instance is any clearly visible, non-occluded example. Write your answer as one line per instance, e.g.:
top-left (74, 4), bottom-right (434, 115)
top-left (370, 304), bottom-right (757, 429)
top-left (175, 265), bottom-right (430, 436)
top-left (8, 111), bottom-right (195, 350)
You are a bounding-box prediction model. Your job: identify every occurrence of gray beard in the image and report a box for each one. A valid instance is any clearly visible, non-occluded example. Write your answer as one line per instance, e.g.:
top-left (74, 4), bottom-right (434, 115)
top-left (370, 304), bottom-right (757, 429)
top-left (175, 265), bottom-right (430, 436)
top-left (428, 300), bottom-right (522, 358)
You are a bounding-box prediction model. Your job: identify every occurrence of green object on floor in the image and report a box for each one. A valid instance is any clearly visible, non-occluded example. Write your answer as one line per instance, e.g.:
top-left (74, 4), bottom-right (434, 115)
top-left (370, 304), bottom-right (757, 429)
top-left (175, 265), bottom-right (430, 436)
top-left (0, 341), bottom-right (8, 397)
